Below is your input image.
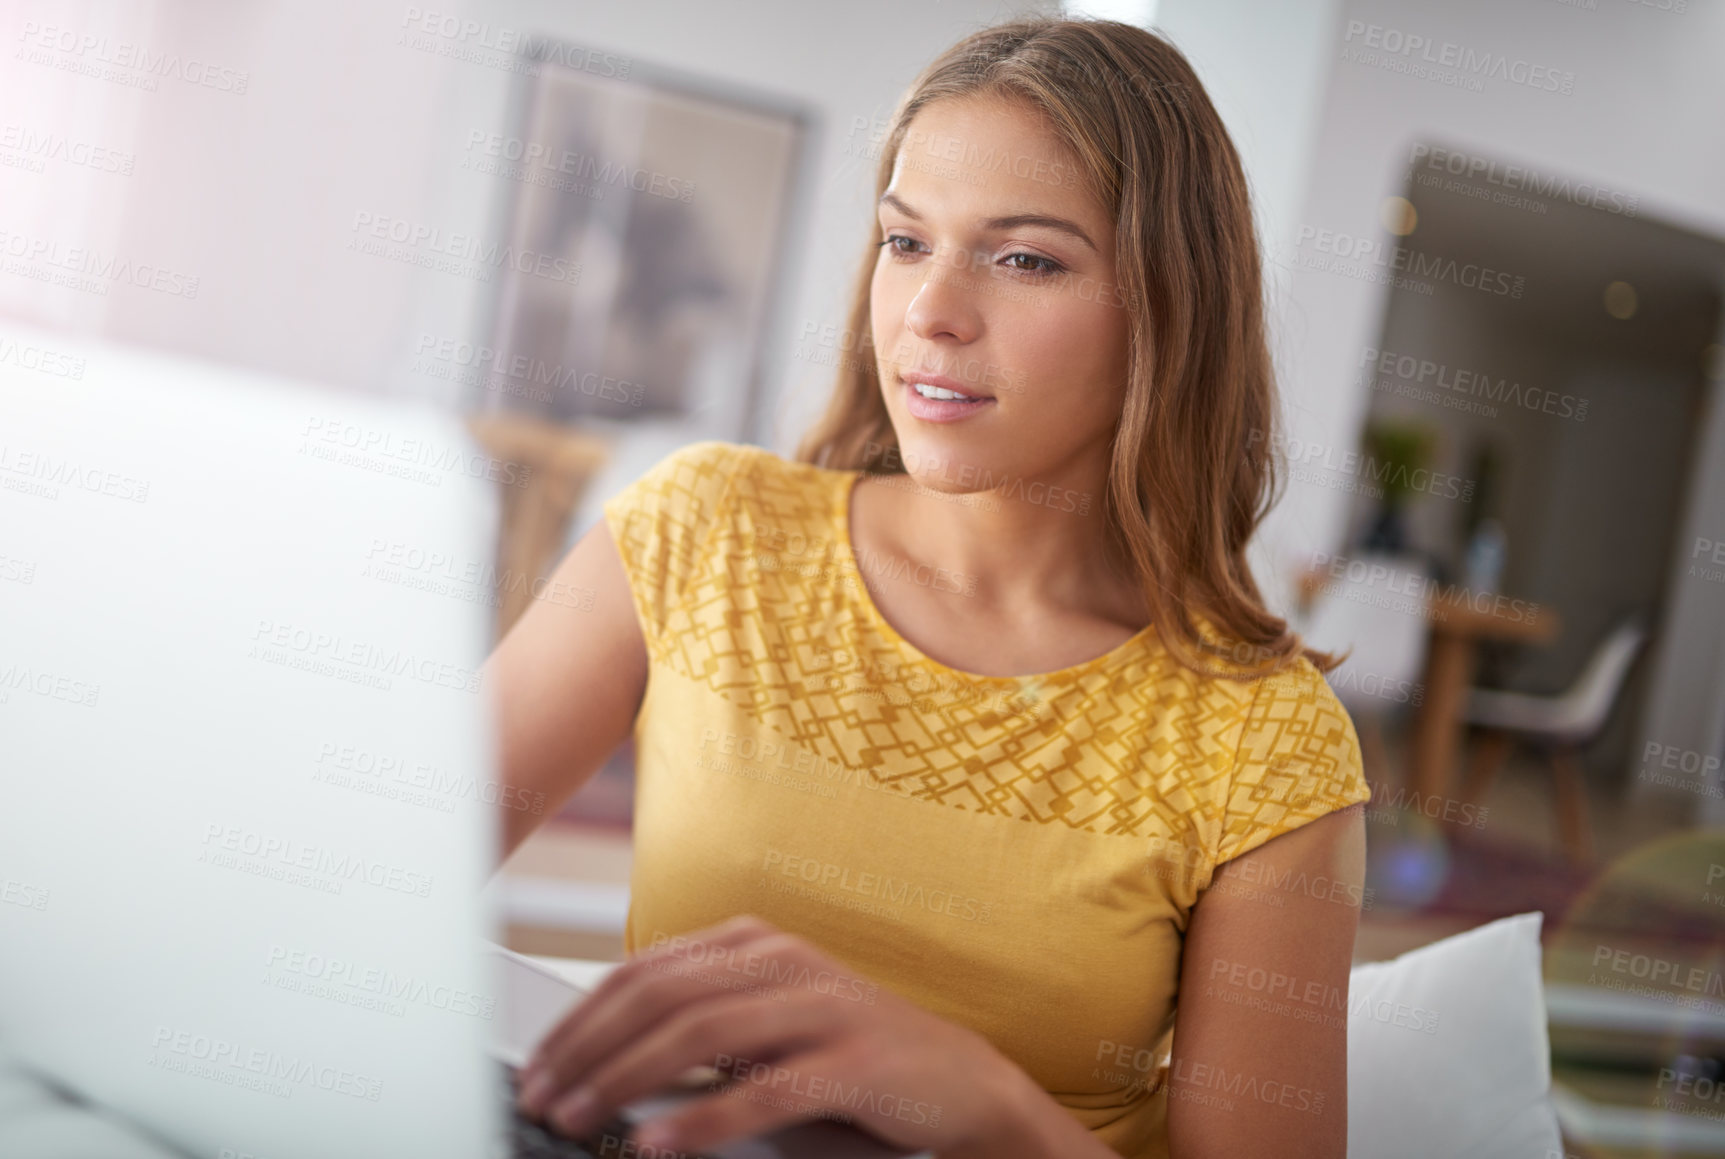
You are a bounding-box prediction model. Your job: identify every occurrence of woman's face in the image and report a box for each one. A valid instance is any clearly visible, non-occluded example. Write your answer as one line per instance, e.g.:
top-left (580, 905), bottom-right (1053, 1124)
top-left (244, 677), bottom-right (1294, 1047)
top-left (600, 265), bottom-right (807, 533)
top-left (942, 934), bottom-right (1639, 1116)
top-left (871, 94), bottom-right (1130, 490)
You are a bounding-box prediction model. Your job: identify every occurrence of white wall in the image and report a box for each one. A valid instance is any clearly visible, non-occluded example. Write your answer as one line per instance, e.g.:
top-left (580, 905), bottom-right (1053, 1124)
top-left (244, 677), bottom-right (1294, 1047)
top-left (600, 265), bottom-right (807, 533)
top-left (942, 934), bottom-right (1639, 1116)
top-left (1284, 0), bottom-right (1725, 528)
top-left (1150, 0), bottom-right (1348, 273)
top-left (1, 0), bottom-right (1059, 433)
top-left (1180, 0), bottom-right (1725, 806)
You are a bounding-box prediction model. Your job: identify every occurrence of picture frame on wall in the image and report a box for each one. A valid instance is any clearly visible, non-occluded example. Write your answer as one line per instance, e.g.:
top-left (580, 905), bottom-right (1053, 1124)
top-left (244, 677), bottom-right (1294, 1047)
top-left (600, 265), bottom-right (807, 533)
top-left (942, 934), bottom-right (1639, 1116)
top-left (476, 37), bottom-right (812, 443)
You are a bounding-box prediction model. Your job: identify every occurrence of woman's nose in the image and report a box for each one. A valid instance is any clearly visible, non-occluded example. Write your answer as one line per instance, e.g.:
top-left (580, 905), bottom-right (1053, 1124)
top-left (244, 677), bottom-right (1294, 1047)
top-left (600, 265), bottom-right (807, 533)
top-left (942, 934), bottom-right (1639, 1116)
top-left (903, 247), bottom-right (985, 343)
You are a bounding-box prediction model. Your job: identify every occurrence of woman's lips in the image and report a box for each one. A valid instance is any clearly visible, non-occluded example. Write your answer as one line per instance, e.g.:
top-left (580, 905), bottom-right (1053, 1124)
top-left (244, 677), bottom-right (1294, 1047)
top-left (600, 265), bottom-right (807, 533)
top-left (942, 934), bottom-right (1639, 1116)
top-left (900, 375), bottom-right (996, 423)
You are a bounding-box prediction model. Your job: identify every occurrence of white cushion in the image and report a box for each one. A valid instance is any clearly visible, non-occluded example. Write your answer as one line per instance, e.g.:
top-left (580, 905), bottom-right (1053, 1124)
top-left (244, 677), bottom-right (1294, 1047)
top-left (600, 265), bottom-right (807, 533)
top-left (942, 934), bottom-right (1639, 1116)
top-left (1348, 912), bottom-right (1563, 1158)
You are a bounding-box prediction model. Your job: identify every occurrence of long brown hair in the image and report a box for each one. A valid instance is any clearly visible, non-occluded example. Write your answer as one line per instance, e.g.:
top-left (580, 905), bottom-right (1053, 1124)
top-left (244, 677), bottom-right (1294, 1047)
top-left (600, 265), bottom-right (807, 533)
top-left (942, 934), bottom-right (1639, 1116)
top-left (794, 15), bottom-right (1338, 681)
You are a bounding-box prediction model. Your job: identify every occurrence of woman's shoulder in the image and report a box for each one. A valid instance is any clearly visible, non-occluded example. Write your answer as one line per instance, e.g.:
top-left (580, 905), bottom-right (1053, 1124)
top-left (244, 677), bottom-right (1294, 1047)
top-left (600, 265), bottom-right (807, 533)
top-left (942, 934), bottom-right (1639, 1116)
top-left (610, 440), bottom-right (779, 510)
top-left (1120, 631), bottom-right (1360, 779)
top-left (1195, 649), bottom-right (1352, 733)
top-left (1251, 652), bottom-right (1342, 707)
top-left (607, 440), bottom-right (836, 548)
top-left (657, 439), bottom-right (841, 512)
top-left (1139, 615), bottom-right (1341, 706)
top-left (638, 439), bottom-right (821, 489)
top-left (636, 438), bottom-right (754, 482)
top-left (601, 440), bottom-right (834, 644)
top-left (1230, 653), bottom-right (1362, 786)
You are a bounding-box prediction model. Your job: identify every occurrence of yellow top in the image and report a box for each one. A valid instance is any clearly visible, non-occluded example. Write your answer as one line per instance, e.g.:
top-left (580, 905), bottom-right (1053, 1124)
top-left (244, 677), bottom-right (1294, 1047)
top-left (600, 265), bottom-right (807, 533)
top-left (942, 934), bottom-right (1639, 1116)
top-left (602, 440), bottom-right (1369, 1158)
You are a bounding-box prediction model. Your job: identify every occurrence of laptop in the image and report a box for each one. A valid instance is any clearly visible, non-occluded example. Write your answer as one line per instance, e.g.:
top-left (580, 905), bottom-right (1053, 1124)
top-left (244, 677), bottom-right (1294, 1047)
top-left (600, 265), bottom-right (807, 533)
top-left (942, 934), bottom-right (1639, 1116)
top-left (0, 324), bottom-right (928, 1159)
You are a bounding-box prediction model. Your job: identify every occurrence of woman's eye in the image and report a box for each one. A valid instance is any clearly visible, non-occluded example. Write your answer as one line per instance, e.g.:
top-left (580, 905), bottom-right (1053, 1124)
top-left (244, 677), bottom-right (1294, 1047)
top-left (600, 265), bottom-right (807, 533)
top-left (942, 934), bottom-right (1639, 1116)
top-left (1004, 252), bottom-right (1062, 276)
top-left (880, 234), bottom-right (923, 258)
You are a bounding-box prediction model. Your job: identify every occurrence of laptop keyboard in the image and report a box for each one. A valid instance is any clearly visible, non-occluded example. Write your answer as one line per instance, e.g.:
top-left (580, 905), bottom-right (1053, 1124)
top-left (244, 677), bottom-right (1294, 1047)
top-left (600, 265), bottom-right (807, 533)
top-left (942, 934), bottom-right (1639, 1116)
top-left (499, 1063), bottom-right (640, 1159)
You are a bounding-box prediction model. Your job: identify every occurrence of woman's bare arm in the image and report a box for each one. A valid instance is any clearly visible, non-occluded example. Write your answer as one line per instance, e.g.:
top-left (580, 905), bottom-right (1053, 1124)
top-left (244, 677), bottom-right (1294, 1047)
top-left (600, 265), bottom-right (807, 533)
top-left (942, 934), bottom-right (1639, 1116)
top-left (483, 518), bottom-right (649, 862)
top-left (1167, 804), bottom-right (1366, 1159)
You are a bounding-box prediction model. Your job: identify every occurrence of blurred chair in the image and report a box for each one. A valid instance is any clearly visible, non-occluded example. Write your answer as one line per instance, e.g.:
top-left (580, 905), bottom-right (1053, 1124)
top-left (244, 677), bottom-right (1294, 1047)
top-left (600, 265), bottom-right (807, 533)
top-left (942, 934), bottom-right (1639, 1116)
top-left (1458, 614), bottom-right (1649, 864)
top-left (466, 415), bottom-right (612, 640)
top-left (1295, 553), bottom-right (1431, 784)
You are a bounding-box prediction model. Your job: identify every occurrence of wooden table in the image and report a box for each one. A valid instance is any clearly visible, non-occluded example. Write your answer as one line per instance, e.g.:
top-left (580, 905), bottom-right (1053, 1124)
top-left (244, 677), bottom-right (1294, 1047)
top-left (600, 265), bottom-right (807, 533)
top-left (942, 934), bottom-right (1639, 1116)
top-left (1408, 592), bottom-right (1560, 803)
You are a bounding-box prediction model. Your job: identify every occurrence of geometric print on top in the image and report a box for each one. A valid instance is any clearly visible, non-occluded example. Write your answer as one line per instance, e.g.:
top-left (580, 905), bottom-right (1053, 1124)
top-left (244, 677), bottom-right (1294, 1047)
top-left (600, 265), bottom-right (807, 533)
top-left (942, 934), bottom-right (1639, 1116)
top-left (604, 440), bottom-right (1369, 869)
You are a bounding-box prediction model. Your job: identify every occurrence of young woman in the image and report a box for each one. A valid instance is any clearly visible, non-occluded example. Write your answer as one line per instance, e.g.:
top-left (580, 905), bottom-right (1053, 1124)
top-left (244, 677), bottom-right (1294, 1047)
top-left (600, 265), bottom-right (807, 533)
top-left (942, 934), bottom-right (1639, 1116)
top-left (487, 16), bottom-right (1367, 1159)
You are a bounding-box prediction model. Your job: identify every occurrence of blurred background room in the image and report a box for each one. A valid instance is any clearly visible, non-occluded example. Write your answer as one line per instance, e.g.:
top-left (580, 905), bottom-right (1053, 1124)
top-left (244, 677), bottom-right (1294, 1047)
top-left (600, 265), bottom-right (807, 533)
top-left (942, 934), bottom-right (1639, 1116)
top-left (4, 0), bottom-right (1724, 1154)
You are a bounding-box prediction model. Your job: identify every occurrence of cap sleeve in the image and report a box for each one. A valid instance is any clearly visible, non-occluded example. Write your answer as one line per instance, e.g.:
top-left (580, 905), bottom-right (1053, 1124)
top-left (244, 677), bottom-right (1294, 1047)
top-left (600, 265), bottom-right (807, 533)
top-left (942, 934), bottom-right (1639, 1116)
top-left (1211, 657), bottom-right (1370, 869)
top-left (601, 440), bottom-right (746, 652)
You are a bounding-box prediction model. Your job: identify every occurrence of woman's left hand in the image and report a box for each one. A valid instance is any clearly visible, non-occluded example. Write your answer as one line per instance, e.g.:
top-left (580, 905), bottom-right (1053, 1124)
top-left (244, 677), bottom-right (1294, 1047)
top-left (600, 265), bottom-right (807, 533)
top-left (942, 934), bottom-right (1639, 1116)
top-left (514, 913), bottom-right (1045, 1157)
